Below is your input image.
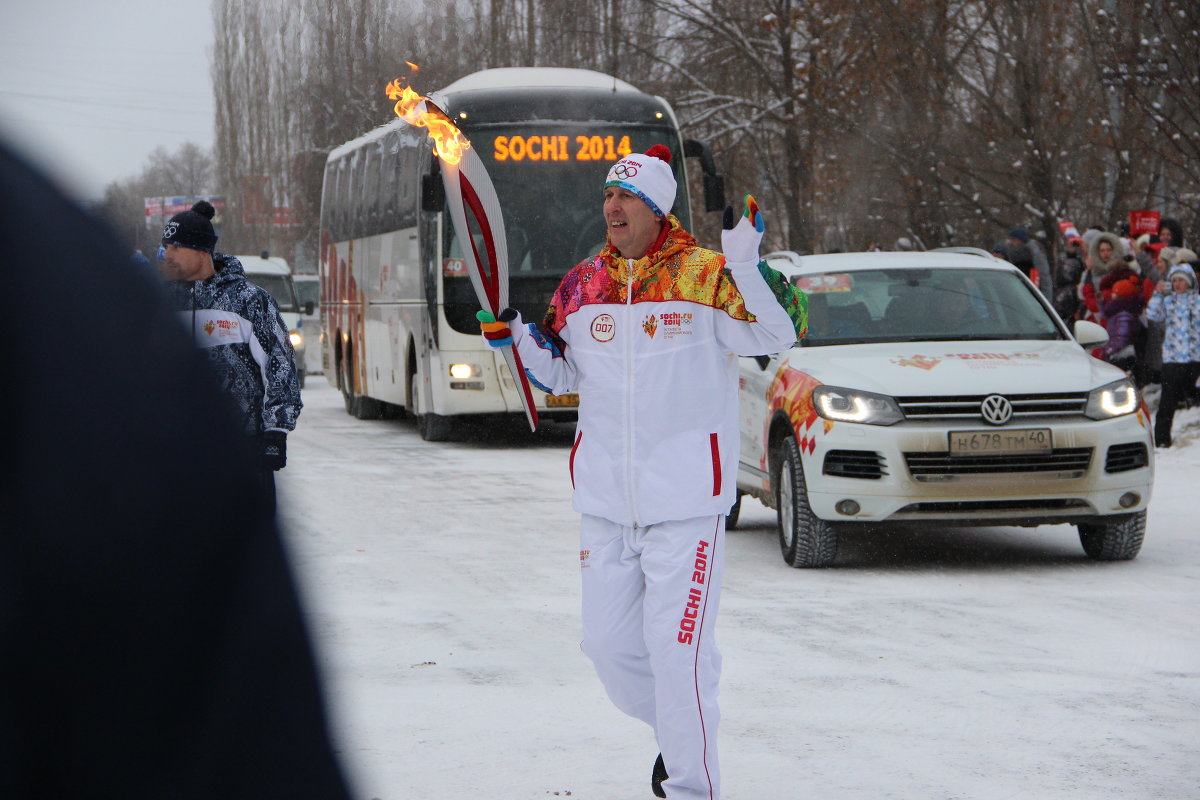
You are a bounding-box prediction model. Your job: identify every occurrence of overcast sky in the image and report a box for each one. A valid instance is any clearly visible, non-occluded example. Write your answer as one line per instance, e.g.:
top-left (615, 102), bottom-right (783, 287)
top-left (0, 0), bottom-right (215, 201)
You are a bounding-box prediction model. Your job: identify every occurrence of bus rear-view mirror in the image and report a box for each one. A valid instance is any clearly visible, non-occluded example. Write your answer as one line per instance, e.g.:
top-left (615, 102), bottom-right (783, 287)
top-left (421, 173), bottom-right (445, 212)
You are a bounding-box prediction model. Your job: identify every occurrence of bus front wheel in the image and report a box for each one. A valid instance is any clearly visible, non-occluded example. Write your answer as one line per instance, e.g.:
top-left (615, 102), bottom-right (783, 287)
top-left (410, 372), bottom-right (453, 441)
top-left (340, 344), bottom-right (381, 420)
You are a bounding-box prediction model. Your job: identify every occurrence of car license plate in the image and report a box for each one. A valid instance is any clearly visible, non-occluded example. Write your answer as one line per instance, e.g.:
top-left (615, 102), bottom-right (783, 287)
top-left (948, 428), bottom-right (1052, 455)
top-left (545, 393), bottom-right (579, 408)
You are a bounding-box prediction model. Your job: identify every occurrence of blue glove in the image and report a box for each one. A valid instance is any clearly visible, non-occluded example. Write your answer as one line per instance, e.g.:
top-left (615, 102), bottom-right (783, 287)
top-left (721, 194), bottom-right (765, 266)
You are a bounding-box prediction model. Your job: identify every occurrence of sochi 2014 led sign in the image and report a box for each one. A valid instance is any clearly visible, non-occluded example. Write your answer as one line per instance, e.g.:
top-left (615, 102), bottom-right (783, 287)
top-left (492, 135), bottom-right (634, 162)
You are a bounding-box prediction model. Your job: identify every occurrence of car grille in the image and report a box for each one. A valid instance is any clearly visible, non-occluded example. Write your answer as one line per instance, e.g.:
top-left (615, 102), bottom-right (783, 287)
top-left (904, 447), bottom-right (1093, 478)
top-left (1105, 442), bottom-right (1149, 473)
top-left (895, 498), bottom-right (1092, 515)
top-left (895, 392), bottom-right (1088, 421)
top-left (823, 449), bottom-right (887, 479)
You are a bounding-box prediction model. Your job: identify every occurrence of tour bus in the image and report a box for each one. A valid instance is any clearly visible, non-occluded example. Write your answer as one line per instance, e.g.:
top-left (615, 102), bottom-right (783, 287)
top-left (319, 67), bottom-right (724, 439)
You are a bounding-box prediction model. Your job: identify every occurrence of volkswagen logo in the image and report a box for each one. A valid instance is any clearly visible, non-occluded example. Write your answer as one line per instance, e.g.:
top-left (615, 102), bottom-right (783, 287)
top-left (980, 394), bottom-right (1013, 425)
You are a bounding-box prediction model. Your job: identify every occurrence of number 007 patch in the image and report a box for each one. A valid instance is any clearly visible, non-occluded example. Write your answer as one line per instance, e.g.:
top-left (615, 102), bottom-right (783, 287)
top-left (591, 313), bottom-right (616, 342)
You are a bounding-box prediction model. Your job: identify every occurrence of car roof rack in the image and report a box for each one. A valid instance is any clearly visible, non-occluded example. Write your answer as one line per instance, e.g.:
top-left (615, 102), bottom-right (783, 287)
top-left (930, 246), bottom-right (998, 259)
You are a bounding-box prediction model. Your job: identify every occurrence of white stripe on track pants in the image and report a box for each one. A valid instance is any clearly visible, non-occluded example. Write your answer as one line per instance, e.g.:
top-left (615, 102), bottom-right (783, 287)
top-left (580, 513), bottom-right (725, 800)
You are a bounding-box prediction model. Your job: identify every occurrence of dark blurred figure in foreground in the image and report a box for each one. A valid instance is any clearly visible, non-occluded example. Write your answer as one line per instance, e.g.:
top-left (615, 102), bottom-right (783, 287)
top-left (0, 140), bottom-right (352, 799)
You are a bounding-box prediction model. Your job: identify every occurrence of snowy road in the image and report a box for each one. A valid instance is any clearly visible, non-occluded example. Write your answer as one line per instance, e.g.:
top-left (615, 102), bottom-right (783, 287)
top-left (280, 382), bottom-right (1199, 800)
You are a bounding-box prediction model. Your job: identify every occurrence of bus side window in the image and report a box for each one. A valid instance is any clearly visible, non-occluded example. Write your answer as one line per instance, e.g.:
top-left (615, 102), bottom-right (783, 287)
top-left (352, 151), bottom-right (368, 241)
top-left (397, 141), bottom-right (416, 229)
top-left (321, 159), bottom-right (338, 241)
top-left (381, 131), bottom-right (401, 233)
top-left (364, 141), bottom-right (382, 238)
top-left (334, 157), bottom-right (350, 244)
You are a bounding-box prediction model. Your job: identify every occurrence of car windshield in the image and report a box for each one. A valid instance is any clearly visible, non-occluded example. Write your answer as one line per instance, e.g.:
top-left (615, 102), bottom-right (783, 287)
top-left (246, 274), bottom-right (300, 313)
top-left (794, 267), bottom-right (1064, 347)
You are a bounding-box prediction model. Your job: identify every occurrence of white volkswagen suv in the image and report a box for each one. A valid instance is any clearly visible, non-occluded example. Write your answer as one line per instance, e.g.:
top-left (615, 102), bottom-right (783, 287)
top-left (736, 249), bottom-right (1154, 567)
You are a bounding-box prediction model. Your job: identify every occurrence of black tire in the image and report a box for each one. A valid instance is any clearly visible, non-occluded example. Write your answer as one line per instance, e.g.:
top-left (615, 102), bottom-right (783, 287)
top-left (775, 436), bottom-right (838, 568)
top-left (725, 492), bottom-right (743, 530)
top-left (418, 411), bottom-right (455, 441)
top-left (410, 372), bottom-right (454, 441)
top-left (355, 394), bottom-right (383, 420)
top-left (340, 345), bottom-right (381, 419)
top-left (1078, 510), bottom-right (1146, 561)
top-left (340, 349), bottom-right (358, 416)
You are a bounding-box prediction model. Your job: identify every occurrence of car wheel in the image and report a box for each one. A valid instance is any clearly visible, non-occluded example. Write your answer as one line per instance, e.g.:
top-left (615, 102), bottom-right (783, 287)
top-left (725, 492), bottom-right (743, 530)
top-left (775, 435), bottom-right (838, 568)
top-left (411, 372), bottom-right (453, 441)
top-left (1077, 510), bottom-right (1146, 561)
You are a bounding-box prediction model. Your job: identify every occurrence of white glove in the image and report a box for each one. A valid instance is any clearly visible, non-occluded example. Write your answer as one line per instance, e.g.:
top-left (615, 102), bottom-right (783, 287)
top-left (721, 194), bottom-right (765, 267)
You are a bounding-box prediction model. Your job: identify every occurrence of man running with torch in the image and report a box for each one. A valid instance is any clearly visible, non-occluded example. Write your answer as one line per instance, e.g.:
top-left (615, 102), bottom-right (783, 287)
top-left (481, 145), bottom-right (807, 799)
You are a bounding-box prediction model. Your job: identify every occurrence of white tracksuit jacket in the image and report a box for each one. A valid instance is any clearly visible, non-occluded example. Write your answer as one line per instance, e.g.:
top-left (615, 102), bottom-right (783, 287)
top-left (512, 216), bottom-right (808, 527)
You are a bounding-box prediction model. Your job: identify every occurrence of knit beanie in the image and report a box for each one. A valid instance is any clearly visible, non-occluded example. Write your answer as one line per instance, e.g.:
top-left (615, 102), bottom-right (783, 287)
top-left (604, 145), bottom-right (677, 217)
top-left (1009, 227), bottom-right (1030, 243)
top-left (1111, 279), bottom-right (1139, 298)
top-left (1167, 263), bottom-right (1197, 289)
top-left (161, 201), bottom-right (218, 253)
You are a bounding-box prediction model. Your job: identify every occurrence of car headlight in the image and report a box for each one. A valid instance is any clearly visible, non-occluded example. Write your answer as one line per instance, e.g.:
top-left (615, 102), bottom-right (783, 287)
top-left (1084, 378), bottom-right (1138, 419)
top-left (813, 385), bottom-right (904, 425)
top-left (289, 329), bottom-right (303, 348)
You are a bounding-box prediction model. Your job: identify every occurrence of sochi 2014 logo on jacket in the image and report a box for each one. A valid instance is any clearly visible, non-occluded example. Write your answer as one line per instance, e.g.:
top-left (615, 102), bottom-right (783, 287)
top-left (591, 313), bottom-right (616, 342)
top-left (645, 311), bottom-right (693, 340)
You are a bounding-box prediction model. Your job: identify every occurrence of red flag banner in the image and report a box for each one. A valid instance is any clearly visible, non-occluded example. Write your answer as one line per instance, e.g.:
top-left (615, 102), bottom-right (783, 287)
top-left (1058, 220), bottom-right (1080, 241)
top-left (1129, 210), bottom-right (1160, 237)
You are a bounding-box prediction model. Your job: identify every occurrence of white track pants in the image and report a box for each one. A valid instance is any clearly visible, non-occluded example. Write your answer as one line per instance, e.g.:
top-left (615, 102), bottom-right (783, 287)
top-left (580, 514), bottom-right (725, 800)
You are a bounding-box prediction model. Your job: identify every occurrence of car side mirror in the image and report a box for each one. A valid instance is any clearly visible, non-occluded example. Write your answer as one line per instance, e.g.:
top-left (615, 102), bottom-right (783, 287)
top-left (1073, 319), bottom-right (1109, 349)
top-left (753, 354), bottom-right (771, 370)
top-left (304, 301), bottom-right (315, 316)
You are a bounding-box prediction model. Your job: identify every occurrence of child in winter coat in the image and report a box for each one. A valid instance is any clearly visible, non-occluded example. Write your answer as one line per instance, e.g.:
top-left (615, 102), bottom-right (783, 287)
top-left (1145, 263), bottom-right (1200, 447)
top-left (1100, 279), bottom-right (1143, 378)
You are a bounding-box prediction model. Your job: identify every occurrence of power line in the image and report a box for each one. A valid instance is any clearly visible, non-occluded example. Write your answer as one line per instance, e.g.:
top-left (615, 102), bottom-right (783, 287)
top-left (0, 89), bottom-right (212, 116)
top-left (0, 112), bottom-right (204, 136)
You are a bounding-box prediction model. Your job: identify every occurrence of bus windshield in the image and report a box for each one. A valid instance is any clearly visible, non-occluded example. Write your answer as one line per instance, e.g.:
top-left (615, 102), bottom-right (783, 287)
top-left (442, 123), bottom-right (685, 332)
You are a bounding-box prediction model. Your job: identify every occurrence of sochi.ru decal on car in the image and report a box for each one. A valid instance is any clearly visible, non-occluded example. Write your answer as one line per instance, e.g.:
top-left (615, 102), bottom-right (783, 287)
top-left (945, 352), bottom-right (1044, 369)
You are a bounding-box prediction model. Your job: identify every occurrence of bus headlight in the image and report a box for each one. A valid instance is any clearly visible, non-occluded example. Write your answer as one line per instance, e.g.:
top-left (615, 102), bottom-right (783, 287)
top-left (813, 385), bottom-right (904, 426)
top-left (449, 363), bottom-right (481, 380)
top-left (289, 330), bottom-right (303, 348)
top-left (1085, 378), bottom-right (1138, 419)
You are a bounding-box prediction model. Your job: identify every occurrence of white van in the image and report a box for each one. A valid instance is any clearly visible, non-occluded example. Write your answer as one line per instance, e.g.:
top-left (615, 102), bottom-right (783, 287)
top-left (292, 273), bottom-right (322, 376)
top-left (236, 254), bottom-right (312, 389)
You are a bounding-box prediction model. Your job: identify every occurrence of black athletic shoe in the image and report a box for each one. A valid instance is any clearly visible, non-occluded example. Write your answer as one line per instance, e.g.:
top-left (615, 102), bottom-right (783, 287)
top-left (651, 753), bottom-right (668, 798)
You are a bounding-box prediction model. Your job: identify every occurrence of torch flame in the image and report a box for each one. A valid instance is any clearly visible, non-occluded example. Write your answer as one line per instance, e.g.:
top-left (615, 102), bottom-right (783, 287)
top-left (386, 64), bottom-right (471, 165)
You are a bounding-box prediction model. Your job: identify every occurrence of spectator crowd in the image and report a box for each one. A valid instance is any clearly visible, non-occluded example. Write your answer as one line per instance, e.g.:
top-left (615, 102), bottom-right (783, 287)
top-left (991, 217), bottom-right (1200, 449)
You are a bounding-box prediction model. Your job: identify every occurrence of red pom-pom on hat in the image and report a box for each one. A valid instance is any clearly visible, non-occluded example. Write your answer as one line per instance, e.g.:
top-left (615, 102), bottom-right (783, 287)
top-left (644, 144), bottom-right (672, 164)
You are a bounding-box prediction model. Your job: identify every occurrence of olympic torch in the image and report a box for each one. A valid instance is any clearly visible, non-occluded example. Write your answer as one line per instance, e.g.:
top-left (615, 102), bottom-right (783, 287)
top-left (387, 69), bottom-right (539, 431)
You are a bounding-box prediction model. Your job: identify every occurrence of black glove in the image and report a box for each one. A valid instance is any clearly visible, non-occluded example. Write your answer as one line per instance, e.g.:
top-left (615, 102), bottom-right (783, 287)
top-left (261, 430), bottom-right (287, 471)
